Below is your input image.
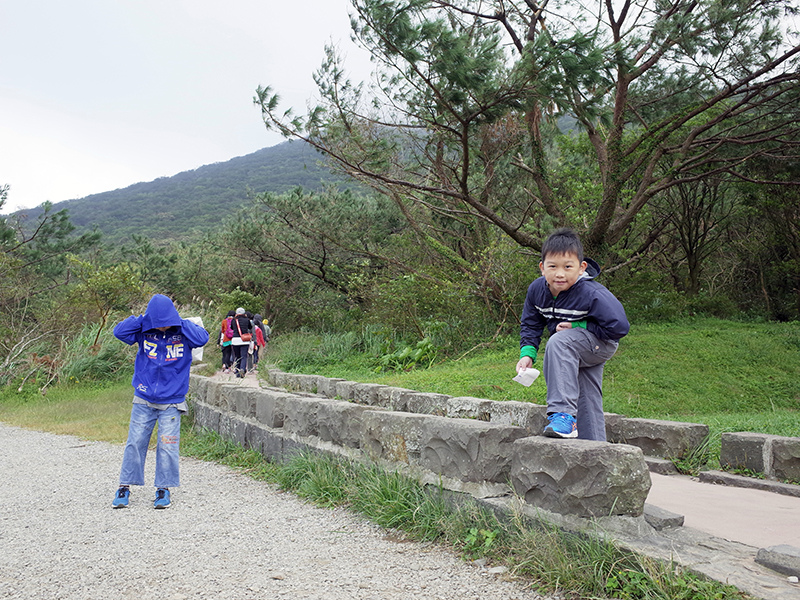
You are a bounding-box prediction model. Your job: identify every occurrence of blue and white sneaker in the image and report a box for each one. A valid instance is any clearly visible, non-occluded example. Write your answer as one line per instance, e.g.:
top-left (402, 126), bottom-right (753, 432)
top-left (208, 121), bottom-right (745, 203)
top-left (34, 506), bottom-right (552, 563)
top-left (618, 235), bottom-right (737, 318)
top-left (112, 486), bottom-right (130, 508)
top-left (154, 488), bottom-right (171, 509)
top-left (543, 412), bottom-right (578, 438)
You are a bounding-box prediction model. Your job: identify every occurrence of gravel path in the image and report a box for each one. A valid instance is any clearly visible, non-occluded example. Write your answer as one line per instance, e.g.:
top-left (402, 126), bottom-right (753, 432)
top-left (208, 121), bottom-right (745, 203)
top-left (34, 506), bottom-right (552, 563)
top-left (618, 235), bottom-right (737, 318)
top-left (0, 423), bottom-right (544, 600)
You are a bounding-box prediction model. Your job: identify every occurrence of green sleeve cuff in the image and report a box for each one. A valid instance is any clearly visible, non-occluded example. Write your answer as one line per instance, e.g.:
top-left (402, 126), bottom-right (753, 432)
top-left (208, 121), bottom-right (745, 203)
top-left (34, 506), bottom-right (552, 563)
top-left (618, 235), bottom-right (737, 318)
top-left (520, 345), bottom-right (538, 362)
top-left (573, 320), bottom-right (587, 329)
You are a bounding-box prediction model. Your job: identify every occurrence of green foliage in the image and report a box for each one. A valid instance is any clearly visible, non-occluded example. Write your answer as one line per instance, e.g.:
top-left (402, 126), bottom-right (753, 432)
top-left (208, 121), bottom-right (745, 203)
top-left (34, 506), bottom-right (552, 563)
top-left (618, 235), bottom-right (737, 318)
top-left (670, 437), bottom-right (712, 477)
top-left (273, 451), bottom-right (351, 507)
top-left (463, 527), bottom-right (500, 559)
top-left (266, 327), bottom-right (393, 373)
top-left (216, 288), bottom-right (264, 317)
top-left (60, 342), bottom-right (132, 386)
top-left (68, 256), bottom-right (146, 345)
top-left (375, 338), bottom-right (437, 372)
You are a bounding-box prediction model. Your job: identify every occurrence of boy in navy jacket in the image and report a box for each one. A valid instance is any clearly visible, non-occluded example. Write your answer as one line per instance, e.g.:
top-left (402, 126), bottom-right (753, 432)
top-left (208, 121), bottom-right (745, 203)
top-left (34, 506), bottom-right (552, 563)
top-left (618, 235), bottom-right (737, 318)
top-left (516, 229), bottom-right (629, 440)
top-left (111, 294), bottom-right (209, 509)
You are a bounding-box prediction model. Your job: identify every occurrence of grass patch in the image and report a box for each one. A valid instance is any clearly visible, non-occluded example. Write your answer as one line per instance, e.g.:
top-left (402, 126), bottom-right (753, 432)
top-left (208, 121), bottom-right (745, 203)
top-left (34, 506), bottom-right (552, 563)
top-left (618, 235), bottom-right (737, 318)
top-left (0, 381), bottom-right (134, 443)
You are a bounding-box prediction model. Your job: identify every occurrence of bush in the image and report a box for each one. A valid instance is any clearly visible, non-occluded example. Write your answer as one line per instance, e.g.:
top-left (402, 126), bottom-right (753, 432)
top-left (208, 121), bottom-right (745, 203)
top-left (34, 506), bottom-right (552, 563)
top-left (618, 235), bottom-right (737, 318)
top-left (59, 325), bottom-right (133, 384)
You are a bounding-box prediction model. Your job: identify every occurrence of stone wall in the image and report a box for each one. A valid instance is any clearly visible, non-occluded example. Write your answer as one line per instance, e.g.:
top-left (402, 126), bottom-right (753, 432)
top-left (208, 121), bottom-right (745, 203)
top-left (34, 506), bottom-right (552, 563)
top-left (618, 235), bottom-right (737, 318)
top-left (266, 369), bottom-right (710, 460)
top-left (188, 373), bottom-right (652, 518)
top-left (264, 369), bottom-right (800, 484)
top-left (720, 432), bottom-right (800, 481)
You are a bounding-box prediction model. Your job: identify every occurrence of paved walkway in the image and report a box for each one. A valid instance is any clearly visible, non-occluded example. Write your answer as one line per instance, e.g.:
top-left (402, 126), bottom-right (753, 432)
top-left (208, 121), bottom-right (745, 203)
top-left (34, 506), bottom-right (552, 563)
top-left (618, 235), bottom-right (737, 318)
top-left (647, 472), bottom-right (800, 549)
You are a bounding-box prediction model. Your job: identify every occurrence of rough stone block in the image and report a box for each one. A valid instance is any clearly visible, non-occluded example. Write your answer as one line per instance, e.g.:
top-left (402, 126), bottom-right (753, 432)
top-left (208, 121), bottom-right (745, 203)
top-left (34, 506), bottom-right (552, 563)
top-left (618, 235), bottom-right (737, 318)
top-left (192, 402), bottom-right (220, 432)
top-left (260, 430), bottom-right (284, 460)
top-left (283, 397), bottom-right (338, 438)
top-left (644, 456), bottom-right (679, 475)
top-left (511, 437), bottom-right (651, 517)
top-left (419, 417), bottom-right (528, 483)
top-left (244, 423), bottom-right (264, 452)
top-left (352, 383), bottom-right (387, 406)
top-left (270, 370), bottom-right (290, 389)
top-left (361, 411), bottom-right (432, 465)
top-left (644, 503), bottom-right (684, 530)
top-left (720, 431), bottom-right (768, 473)
top-left (232, 388), bottom-right (258, 418)
top-left (254, 389), bottom-right (293, 429)
top-left (316, 377), bottom-right (345, 398)
top-left (755, 545), bottom-right (800, 577)
top-left (489, 401), bottom-right (547, 433)
top-left (317, 401), bottom-right (379, 448)
top-left (375, 386), bottom-right (414, 410)
top-left (607, 417), bottom-right (708, 459)
top-left (447, 396), bottom-right (494, 421)
top-left (188, 374), bottom-right (208, 398)
top-left (293, 373), bottom-right (322, 393)
top-left (202, 380), bottom-right (226, 408)
top-left (229, 415), bottom-right (248, 447)
top-left (266, 368), bottom-right (283, 386)
top-left (217, 383), bottom-right (240, 412)
top-left (278, 372), bottom-right (302, 391)
top-left (405, 392), bottom-right (451, 417)
top-left (772, 437), bottom-right (800, 482)
top-left (334, 380), bottom-right (357, 400)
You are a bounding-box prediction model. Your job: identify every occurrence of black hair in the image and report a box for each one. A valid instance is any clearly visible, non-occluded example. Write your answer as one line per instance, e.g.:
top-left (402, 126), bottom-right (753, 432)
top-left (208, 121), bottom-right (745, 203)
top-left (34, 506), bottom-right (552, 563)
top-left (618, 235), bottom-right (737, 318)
top-left (226, 310), bottom-right (236, 317)
top-left (541, 228), bottom-right (584, 262)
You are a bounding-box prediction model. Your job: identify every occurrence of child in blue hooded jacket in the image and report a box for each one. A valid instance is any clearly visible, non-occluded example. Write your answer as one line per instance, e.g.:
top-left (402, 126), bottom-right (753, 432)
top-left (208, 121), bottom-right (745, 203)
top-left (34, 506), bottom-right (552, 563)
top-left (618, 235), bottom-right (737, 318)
top-left (111, 294), bottom-right (209, 509)
top-left (516, 229), bottom-right (629, 441)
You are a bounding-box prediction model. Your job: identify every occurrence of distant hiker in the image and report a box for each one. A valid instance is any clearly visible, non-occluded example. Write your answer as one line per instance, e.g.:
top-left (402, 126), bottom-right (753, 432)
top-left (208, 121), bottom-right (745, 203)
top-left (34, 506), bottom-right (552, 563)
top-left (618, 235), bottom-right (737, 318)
top-left (229, 307), bottom-right (252, 378)
top-left (220, 309), bottom-right (235, 373)
top-left (111, 293), bottom-right (209, 509)
top-left (516, 228), bottom-right (629, 441)
top-left (251, 314), bottom-right (268, 371)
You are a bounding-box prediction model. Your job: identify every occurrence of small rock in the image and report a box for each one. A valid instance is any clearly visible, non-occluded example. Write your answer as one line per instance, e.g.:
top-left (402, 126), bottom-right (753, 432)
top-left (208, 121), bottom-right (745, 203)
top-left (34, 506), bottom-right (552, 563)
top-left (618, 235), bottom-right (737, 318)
top-left (488, 566), bottom-right (508, 575)
top-left (472, 558), bottom-right (488, 568)
top-left (789, 576), bottom-right (799, 583)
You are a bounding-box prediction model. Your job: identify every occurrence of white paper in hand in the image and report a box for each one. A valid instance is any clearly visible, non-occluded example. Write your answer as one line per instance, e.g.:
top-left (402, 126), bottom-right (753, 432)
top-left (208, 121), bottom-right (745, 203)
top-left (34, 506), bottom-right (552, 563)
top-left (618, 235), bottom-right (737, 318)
top-left (512, 368), bottom-right (540, 387)
top-left (186, 316), bottom-right (205, 362)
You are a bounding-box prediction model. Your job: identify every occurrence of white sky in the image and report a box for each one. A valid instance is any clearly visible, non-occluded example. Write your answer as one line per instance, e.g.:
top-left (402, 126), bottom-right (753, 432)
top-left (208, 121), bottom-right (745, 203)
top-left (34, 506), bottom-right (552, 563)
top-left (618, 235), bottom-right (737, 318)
top-left (0, 0), bottom-right (372, 212)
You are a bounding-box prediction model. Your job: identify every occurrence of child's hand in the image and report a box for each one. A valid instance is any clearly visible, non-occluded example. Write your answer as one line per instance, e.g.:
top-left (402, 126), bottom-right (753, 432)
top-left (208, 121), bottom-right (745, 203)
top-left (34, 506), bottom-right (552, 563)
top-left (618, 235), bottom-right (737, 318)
top-left (516, 356), bottom-right (533, 373)
top-left (556, 322), bottom-right (573, 332)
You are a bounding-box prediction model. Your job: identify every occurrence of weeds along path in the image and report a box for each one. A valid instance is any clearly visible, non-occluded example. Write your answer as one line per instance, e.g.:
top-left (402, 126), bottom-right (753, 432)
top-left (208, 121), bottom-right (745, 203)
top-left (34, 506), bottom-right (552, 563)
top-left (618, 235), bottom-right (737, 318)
top-left (0, 423), bottom-right (543, 600)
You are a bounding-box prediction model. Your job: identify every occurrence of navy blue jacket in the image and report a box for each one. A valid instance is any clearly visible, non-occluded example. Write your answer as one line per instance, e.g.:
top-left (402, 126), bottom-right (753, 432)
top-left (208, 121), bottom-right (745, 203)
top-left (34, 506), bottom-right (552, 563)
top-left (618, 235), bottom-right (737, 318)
top-left (520, 258), bottom-right (629, 353)
top-left (114, 294), bottom-right (210, 404)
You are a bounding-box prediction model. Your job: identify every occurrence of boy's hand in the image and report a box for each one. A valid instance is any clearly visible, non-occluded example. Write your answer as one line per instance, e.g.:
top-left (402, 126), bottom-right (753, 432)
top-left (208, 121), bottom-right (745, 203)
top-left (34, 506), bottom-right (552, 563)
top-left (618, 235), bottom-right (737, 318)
top-left (516, 356), bottom-right (533, 373)
top-left (556, 322), bottom-right (573, 332)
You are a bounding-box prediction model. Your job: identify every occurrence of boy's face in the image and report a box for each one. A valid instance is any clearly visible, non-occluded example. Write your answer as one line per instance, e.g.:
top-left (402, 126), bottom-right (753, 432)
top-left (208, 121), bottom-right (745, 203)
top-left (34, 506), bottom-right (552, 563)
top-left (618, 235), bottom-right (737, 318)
top-left (539, 252), bottom-right (587, 295)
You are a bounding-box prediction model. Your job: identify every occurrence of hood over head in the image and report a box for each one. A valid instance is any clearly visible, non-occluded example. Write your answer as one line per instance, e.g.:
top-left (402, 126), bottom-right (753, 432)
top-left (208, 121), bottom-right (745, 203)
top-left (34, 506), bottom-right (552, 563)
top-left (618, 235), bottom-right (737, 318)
top-left (579, 257), bottom-right (601, 281)
top-left (141, 294), bottom-right (182, 330)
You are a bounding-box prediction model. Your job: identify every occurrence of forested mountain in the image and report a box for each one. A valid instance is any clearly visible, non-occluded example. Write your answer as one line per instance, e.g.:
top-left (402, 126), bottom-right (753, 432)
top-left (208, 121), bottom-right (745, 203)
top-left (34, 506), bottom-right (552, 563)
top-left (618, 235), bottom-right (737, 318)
top-left (17, 141), bottom-right (345, 244)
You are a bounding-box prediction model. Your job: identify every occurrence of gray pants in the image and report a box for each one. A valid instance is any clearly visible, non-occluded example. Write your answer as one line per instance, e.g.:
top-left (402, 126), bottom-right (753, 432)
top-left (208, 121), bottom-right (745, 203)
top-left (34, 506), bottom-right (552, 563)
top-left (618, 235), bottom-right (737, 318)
top-left (542, 328), bottom-right (619, 441)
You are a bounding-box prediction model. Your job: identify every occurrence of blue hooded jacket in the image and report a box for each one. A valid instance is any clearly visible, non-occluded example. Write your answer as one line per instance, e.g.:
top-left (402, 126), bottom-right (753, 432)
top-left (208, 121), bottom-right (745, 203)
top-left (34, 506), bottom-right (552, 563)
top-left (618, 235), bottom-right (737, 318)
top-left (114, 294), bottom-right (210, 404)
top-left (520, 258), bottom-right (629, 356)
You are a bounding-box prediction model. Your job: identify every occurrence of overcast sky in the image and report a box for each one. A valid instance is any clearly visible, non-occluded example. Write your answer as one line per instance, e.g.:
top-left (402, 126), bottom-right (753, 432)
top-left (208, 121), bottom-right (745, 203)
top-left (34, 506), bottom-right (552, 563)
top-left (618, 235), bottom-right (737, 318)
top-left (0, 0), bottom-right (373, 212)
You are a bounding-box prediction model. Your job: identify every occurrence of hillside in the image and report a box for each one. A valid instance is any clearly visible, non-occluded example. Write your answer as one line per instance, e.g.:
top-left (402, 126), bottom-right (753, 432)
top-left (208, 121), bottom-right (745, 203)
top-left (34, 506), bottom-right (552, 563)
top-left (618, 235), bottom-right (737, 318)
top-left (16, 140), bottom-right (346, 245)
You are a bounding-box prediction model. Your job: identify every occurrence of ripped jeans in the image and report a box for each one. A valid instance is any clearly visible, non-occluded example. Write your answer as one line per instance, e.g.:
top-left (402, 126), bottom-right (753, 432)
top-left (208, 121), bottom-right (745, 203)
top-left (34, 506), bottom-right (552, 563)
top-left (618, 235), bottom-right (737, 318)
top-left (119, 403), bottom-right (181, 488)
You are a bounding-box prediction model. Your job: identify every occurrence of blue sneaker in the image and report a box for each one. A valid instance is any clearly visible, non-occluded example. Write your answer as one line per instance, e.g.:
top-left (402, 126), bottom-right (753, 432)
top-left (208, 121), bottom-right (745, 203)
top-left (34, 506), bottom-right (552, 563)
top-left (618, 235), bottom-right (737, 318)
top-left (543, 412), bottom-right (578, 438)
top-left (112, 486), bottom-right (130, 508)
top-left (154, 488), bottom-right (171, 509)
